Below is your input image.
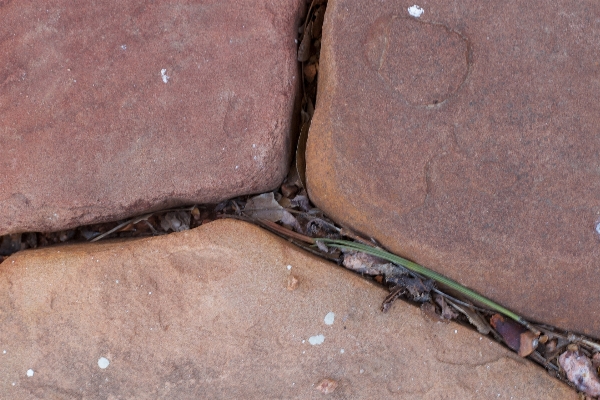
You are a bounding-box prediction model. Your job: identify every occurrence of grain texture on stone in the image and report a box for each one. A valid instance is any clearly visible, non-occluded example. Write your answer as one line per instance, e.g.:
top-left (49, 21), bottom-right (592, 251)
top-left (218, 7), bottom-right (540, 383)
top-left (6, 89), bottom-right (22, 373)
top-left (306, 0), bottom-right (600, 336)
top-left (0, 0), bottom-right (303, 235)
top-left (0, 219), bottom-right (574, 398)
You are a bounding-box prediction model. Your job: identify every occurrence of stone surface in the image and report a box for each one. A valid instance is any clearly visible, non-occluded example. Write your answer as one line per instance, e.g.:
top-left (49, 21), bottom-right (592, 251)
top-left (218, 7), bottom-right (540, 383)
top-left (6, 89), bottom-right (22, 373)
top-left (306, 0), bottom-right (600, 336)
top-left (0, 219), bottom-right (575, 398)
top-left (0, 0), bottom-right (304, 235)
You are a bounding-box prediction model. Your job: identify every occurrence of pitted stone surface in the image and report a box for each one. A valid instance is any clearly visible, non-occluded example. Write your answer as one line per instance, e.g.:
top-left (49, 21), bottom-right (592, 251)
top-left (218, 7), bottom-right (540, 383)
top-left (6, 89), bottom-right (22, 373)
top-left (306, 0), bottom-right (600, 336)
top-left (0, 219), bottom-right (574, 398)
top-left (0, 0), bottom-right (303, 235)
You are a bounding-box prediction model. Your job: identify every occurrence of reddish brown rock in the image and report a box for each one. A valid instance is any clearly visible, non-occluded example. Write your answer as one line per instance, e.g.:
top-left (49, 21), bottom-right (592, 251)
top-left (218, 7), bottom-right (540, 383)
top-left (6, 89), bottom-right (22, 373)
top-left (306, 0), bottom-right (600, 336)
top-left (0, 0), bottom-right (304, 235)
top-left (0, 219), bottom-right (574, 398)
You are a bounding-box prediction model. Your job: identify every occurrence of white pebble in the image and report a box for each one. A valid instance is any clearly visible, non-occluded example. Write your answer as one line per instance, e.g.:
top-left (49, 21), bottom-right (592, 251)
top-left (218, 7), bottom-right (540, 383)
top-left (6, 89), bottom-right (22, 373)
top-left (308, 335), bottom-right (325, 345)
top-left (98, 357), bottom-right (110, 369)
top-left (408, 5), bottom-right (424, 18)
top-left (26, 369), bottom-right (34, 377)
top-left (324, 312), bottom-right (335, 325)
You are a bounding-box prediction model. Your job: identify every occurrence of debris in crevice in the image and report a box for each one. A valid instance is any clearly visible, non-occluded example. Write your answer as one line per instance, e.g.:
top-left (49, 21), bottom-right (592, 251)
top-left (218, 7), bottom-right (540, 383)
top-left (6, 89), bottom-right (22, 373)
top-left (559, 350), bottom-right (600, 397)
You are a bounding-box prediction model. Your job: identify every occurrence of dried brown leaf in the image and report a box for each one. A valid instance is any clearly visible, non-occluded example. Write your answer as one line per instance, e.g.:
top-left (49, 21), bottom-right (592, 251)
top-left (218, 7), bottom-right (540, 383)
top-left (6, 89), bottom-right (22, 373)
top-left (448, 301), bottom-right (491, 335)
top-left (342, 251), bottom-right (396, 276)
top-left (280, 210), bottom-right (303, 233)
top-left (244, 193), bottom-right (285, 222)
top-left (559, 350), bottom-right (600, 397)
top-left (434, 295), bottom-right (459, 320)
top-left (297, 21), bottom-right (312, 62)
top-left (303, 62), bottom-right (318, 83)
top-left (518, 331), bottom-right (539, 357)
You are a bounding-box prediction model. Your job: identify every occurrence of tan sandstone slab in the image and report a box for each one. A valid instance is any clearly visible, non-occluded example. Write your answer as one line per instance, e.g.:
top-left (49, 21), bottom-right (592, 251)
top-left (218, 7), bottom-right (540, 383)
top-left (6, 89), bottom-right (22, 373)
top-left (0, 0), bottom-right (304, 235)
top-left (306, 0), bottom-right (600, 336)
top-left (0, 219), bottom-right (574, 398)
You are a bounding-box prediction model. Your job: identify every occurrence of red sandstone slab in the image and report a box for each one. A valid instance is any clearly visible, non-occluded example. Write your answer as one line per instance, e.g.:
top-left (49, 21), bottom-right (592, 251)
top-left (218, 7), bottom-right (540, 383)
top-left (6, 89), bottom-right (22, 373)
top-left (0, 0), bottom-right (303, 235)
top-left (306, 0), bottom-right (600, 336)
top-left (0, 219), bottom-right (575, 398)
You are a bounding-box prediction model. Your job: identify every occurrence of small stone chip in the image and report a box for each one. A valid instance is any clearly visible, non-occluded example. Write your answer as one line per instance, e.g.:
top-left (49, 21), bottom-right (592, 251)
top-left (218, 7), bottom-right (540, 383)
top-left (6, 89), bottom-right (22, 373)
top-left (316, 378), bottom-right (338, 394)
top-left (287, 275), bottom-right (299, 290)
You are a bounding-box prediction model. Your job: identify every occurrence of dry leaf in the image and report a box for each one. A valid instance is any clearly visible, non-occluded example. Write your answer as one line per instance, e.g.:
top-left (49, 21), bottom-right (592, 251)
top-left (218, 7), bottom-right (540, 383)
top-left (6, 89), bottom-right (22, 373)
top-left (290, 195), bottom-right (311, 212)
top-left (434, 295), bottom-right (459, 320)
top-left (490, 314), bottom-right (538, 356)
top-left (304, 62), bottom-right (318, 83)
top-left (448, 301), bottom-right (491, 335)
top-left (280, 211), bottom-right (303, 233)
top-left (281, 183), bottom-right (299, 198)
top-left (559, 350), bottom-right (600, 397)
top-left (312, 6), bottom-right (325, 39)
top-left (518, 331), bottom-right (539, 357)
top-left (490, 314), bottom-right (524, 352)
top-left (244, 193), bottom-right (286, 222)
top-left (297, 21), bottom-right (312, 62)
top-left (160, 211), bottom-right (190, 232)
top-left (342, 251), bottom-right (396, 276)
top-left (386, 274), bottom-right (434, 303)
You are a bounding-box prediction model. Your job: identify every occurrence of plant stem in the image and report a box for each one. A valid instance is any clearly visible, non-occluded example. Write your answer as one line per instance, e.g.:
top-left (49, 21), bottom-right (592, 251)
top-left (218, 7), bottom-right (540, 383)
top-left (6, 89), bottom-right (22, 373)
top-left (318, 238), bottom-right (539, 335)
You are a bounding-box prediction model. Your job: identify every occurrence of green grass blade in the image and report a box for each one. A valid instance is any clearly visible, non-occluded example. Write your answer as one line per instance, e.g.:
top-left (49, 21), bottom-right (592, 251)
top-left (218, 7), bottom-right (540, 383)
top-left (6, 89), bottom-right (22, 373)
top-left (318, 238), bottom-right (525, 324)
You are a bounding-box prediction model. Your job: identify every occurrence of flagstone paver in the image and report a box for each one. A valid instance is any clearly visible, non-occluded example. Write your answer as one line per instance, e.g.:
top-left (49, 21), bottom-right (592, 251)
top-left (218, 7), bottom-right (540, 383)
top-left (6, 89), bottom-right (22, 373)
top-left (306, 0), bottom-right (600, 336)
top-left (0, 0), bottom-right (304, 236)
top-left (0, 219), bottom-right (574, 398)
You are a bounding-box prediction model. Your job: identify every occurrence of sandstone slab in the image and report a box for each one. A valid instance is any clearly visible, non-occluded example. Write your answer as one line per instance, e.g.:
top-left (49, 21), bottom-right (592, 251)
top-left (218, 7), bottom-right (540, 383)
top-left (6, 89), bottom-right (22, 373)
top-left (306, 0), bottom-right (600, 336)
top-left (0, 219), bottom-right (574, 398)
top-left (0, 0), bottom-right (304, 235)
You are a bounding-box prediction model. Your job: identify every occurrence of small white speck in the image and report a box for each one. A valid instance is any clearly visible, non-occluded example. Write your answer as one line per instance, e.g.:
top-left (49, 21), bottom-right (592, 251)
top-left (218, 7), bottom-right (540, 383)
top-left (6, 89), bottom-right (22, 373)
top-left (12, 382), bottom-right (15, 386)
top-left (408, 5), bottom-right (424, 18)
top-left (287, 265), bottom-right (292, 270)
top-left (98, 357), bottom-right (110, 369)
top-left (149, 292), bottom-right (152, 295)
top-left (308, 334), bottom-right (325, 345)
top-left (121, 44), bottom-right (127, 50)
top-left (252, 144), bottom-right (256, 148)
top-left (324, 312), bottom-right (335, 325)
top-left (454, 329), bottom-right (458, 334)
top-left (116, 280), bottom-right (119, 284)
top-left (253, 156), bottom-right (257, 160)
top-left (360, 369), bottom-right (364, 374)
top-left (3, 350), bottom-right (6, 354)
top-left (160, 69), bottom-right (170, 84)
top-left (340, 349), bottom-right (345, 354)
top-left (595, 221), bottom-right (600, 235)
top-left (302, 340), bottom-right (305, 344)
top-left (235, 165), bottom-right (239, 170)
top-left (26, 369), bottom-right (34, 377)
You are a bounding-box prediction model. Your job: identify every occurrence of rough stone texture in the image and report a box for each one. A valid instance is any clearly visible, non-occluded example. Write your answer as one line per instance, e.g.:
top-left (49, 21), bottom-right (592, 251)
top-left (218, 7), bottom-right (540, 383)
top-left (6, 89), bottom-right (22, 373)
top-left (0, 0), bottom-right (304, 235)
top-left (0, 219), bottom-right (575, 398)
top-left (306, 0), bottom-right (600, 336)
